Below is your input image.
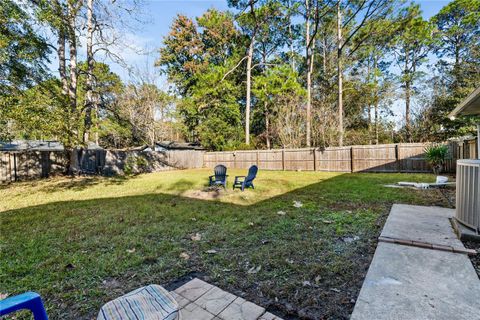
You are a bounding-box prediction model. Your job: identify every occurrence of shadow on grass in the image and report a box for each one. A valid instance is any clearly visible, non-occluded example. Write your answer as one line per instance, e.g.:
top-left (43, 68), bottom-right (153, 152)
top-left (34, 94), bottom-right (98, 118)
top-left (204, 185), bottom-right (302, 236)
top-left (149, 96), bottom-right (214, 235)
top-left (40, 175), bottom-right (132, 193)
top-left (0, 173), bottom-right (448, 320)
top-left (166, 178), bottom-right (197, 194)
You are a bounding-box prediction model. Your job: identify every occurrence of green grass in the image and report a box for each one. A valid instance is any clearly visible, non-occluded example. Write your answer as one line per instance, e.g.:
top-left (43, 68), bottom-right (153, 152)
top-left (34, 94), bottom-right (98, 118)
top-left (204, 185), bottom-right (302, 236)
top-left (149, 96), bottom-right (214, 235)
top-left (0, 169), bottom-right (450, 319)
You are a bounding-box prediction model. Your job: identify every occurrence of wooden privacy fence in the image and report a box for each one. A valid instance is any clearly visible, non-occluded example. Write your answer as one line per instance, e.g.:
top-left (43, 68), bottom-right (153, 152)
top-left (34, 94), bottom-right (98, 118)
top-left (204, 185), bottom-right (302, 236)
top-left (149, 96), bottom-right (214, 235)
top-left (0, 149), bottom-right (205, 182)
top-left (204, 142), bottom-right (475, 173)
top-left (1, 139), bottom-right (477, 182)
top-left (0, 151), bottom-right (68, 182)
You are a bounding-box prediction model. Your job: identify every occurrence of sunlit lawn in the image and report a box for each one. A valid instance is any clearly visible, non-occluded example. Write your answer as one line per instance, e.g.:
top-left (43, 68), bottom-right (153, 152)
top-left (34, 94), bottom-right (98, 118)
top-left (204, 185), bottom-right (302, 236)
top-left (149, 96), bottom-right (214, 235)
top-left (0, 169), bottom-right (450, 319)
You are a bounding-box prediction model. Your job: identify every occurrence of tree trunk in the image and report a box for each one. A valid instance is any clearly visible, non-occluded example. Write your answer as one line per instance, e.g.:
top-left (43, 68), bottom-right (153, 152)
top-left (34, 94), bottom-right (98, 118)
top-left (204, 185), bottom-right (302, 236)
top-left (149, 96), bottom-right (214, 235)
top-left (374, 99), bottom-right (379, 144)
top-left (367, 58), bottom-right (372, 145)
top-left (57, 30), bottom-right (68, 96)
top-left (67, 2), bottom-right (79, 175)
top-left (288, 0), bottom-right (295, 71)
top-left (245, 35), bottom-right (254, 145)
top-left (373, 56), bottom-right (379, 144)
top-left (404, 52), bottom-right (411, 142)
top-left (322, 34), bottom-right (327, 77)
top-left (337, 2), bottom-right (344, 146)
top-left (305, 4), bottom-right (311, 147)
top-left (305, 0), bottom-right (314, 147)
top-left (151, 102), bottom-right (156, 147)
top-left (67, 5), bottom-right (77, 115)
top-left (265, 105), bottom-right (270, 149)
top-left (84, 0), bottom-right (95, 143)
top-left (95, 94), bottom-right (99, 145)
top-left (405, 80), bottom-right (411, 142)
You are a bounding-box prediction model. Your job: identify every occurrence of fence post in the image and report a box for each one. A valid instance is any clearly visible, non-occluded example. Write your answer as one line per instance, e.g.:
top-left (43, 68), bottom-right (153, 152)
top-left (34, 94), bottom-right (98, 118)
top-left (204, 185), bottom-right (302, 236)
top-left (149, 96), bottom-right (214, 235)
top-left (13, 153), bottom-right (17, 181)
top-left (282, 149), bottom-right (285, 171)
top-left (350, 146), bottom-right (354, 173)
top-left (395, 144), bottom-right (400, 172)
top-left (313, 148), bottom-right (317, 171)
top-left (256, 151), bottom-right (259, 167)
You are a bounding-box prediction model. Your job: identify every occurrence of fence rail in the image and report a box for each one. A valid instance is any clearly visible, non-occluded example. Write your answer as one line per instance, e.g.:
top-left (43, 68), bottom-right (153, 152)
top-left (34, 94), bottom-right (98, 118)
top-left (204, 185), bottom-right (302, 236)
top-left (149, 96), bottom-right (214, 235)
top-left (204, 140), bottom-right (478, 173)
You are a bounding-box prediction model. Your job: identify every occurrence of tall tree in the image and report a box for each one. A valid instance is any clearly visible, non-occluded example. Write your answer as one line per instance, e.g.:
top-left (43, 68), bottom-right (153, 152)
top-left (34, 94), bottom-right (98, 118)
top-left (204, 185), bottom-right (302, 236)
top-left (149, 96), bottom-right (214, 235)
top-left (157, 9), bottom-right (243, 148)
top-left (254, 2), bottom-right (289, 148)
top-left (156, 14), bottom-right (205, 96)
top-left (84, 0), bottom-right (95, 143)
top-left (414, 0), bottom-right (480, 141)
top-left (392, 4), bottom-right (434, 141)
top-left (0, 0), bottom-right (50, 96)
top-left (229, 0), bottom-right (260, 145)
top-left (228, 0), bottom-right (279, 145)
top-left (335, 0), bottom-right (396, 146)
top-left (432, 0), bottom-right (480, 91)
top-left (253, 64), bottom-right (305, 148)
top-left (0, 0), bottom-right (50, 140)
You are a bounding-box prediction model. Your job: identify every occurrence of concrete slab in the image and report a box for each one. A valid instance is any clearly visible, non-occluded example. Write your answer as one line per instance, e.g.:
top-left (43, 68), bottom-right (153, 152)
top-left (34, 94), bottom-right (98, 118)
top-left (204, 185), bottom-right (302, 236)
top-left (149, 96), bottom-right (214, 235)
top-left (381, 204), bottom-right (465, 250)
top-left (351, 242), bottom-right (480, 320)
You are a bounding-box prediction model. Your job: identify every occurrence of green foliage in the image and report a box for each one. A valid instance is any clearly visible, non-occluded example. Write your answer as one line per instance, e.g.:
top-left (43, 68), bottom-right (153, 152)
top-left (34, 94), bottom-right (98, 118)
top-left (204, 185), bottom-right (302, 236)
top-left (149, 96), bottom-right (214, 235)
top-left (157, 10), bottom-right (246, 150)
top-left (394, 4), bottom-right (436, 85)
top-left (252, 64), bottom-right (305, 147)
top-left (424, 144), bottom-right (450, 174)
top-left (0, 0), bottom-right (50, 96)
top-left (124, 154), bottom-right (149, 175)
top-left (4, 0), bottom-right (478, 152)
top-left (411, 0), bottom-right (480, 141)
top-left (4, 78), bottom-right (66, 141)
top-left (185, 62), bottom-right (244, 150)
top-left (156, 9), bottom-right (240, 96)
top-left (0, 0), bottom-right (51, 140)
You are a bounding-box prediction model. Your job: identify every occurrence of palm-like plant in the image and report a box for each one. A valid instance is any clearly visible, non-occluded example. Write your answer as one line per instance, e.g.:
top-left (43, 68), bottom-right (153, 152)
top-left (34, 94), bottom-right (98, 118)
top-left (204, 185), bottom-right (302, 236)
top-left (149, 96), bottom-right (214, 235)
top-left (424, 144), bottom-right (450, 174)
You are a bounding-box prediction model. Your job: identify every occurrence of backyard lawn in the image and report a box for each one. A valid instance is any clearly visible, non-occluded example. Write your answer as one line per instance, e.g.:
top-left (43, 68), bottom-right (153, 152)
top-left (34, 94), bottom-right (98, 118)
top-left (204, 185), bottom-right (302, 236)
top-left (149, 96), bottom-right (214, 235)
top-left (0, 169), bottom-right (452, 319)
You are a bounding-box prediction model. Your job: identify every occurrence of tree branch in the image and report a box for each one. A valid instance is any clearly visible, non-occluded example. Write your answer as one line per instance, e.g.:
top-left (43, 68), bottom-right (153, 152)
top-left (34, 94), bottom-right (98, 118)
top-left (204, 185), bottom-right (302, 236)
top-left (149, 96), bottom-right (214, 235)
top-left (221, 55), bottom-right (248, 81)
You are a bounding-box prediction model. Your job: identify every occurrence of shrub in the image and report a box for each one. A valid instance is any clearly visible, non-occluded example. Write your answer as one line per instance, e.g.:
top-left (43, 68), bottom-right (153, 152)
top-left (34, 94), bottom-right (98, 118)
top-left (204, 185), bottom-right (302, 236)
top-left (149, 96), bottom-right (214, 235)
top-left (124, 154), bottom-right (149, 175)
top-left (424, 144), bottom-right (450, 174)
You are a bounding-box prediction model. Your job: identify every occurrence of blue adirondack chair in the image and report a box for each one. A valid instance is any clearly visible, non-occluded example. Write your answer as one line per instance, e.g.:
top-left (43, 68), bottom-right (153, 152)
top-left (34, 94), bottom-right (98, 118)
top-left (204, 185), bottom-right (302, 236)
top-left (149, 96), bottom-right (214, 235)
top-left (233, 165), bottom-right (258, 191)
top-left (0, 292), bottom-right (48, 320)
top-left (209, 164), bottom-right (228, 188)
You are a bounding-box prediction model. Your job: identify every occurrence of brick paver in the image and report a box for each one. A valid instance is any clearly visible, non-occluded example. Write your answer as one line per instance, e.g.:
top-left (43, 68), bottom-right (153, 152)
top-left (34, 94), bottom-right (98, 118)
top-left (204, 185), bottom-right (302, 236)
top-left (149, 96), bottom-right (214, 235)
top-left (171, 278), bottom-right (282, 320)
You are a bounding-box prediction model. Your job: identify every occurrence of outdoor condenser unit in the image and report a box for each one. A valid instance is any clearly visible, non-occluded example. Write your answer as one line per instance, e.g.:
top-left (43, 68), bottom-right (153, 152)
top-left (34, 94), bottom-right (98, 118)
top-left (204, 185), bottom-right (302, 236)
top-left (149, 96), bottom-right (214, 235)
top-left (455, 159), bottom-right (480, 236)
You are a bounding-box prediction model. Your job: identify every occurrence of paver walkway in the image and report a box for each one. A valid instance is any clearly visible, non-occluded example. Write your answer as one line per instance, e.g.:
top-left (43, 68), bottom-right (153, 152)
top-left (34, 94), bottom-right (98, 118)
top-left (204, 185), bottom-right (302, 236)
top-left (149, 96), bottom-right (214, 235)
top-left (170, 278), bottom-right (282, 320)
top-left (351, 204), bottom-right (480, 320)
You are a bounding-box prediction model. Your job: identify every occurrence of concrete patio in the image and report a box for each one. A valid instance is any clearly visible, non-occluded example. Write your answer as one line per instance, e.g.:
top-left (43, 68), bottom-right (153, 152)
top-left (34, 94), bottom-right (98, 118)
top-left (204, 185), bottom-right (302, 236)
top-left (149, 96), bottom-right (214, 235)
top-left (351, 204), bottom-right (480, 320)
top-left (170, 278), bottom-right (282, 320)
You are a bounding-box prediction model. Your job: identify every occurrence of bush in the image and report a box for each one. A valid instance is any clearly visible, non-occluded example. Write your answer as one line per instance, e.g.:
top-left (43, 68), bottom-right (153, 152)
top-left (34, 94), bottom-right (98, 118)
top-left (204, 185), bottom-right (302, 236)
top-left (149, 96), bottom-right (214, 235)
top-left (124, 154), bottom-right (149, 175)
top-left (424, 144), bottom-right (450, 174)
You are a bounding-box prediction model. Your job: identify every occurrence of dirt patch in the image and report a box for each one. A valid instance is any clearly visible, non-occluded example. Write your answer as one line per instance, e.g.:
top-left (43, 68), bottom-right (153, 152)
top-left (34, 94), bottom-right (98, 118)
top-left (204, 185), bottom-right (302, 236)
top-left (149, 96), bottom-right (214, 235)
top-left (183, 186), bottom-right (226, 200)
top-left (463, 241), bottom-right (480, 280)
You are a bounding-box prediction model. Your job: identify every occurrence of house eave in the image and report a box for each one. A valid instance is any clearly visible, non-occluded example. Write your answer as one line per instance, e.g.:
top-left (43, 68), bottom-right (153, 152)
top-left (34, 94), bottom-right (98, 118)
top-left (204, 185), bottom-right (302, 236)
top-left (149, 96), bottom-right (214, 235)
top-left (448, 87), bottom-right (480, 118)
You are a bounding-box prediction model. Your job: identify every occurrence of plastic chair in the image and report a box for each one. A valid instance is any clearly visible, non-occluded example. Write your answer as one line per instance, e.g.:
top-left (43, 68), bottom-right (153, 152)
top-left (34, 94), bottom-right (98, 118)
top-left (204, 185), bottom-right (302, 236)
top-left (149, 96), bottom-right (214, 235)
top-left (209, 164), bottom-right (228, 188)
top-left (233, 165), bottom-right (258, 191)
top-left (0, 292), bottom-right (48, 320)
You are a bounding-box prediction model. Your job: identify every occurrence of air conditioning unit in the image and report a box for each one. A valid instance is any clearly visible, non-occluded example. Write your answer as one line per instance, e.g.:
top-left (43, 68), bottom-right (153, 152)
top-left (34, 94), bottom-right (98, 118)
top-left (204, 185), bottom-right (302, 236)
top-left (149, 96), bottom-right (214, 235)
top-left (454, 159), bottom-right (480, 239)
